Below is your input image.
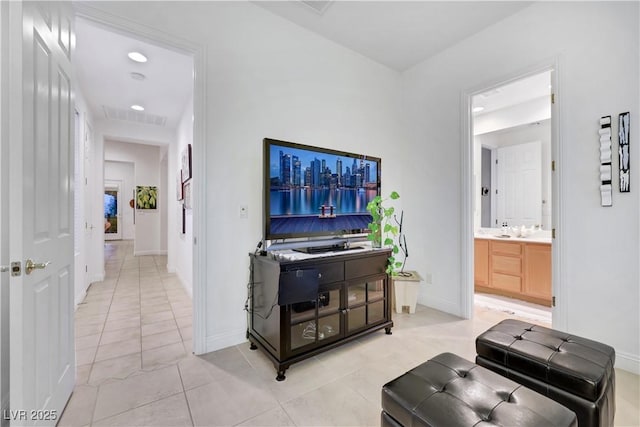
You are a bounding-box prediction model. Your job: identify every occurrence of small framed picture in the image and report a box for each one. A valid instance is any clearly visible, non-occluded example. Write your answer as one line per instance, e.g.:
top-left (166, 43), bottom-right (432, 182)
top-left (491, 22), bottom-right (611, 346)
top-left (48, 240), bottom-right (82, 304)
top-left (182, 144), bottom-right (192, 183)
top-left (183, 181), bottom-right (192, 210)
top-left (136, 186), bottom-right (157, 210)
top-left (176, 171), bottom-right (183, 201)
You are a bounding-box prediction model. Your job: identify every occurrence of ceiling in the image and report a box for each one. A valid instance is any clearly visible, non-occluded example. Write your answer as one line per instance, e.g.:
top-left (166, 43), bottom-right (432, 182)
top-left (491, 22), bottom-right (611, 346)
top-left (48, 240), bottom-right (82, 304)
top-left (74, 1), bottom-right (535, 141)
top-left (255, 1), bottom-right (533, 71)
top-left (74, 18), bottom-right (194, 134)
top-left (473, 70), bottom-right (552, 115)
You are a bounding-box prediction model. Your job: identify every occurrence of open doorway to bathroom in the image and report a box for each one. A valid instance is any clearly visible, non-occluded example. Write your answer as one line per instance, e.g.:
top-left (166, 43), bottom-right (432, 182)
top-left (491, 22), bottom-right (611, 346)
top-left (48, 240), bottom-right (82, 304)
top-left (471, 70), bottom-right (553, 325)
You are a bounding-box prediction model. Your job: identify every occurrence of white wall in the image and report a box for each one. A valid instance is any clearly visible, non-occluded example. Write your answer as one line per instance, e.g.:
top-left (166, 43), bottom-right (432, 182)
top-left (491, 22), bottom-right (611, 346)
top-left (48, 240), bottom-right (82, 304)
top-left (104, 140), bottom-right (164, 256)
top-left (168, 95), bottom-right (194, 296)
top-left (104, 160), bottom-right (135, 240)
top-left (91, 1), bottom-right (405, 352)
top-left (160, 150), bottom-right (168, 254)
top-left (403, 2), bottom-right (639, 372)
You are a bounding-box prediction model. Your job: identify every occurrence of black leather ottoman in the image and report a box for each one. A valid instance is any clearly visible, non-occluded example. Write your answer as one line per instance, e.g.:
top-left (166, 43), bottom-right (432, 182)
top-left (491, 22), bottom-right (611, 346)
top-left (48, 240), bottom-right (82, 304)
top-left (476, 319), bottom-right (615, 427)
top-left (381, 352), bottom-right (577, 427)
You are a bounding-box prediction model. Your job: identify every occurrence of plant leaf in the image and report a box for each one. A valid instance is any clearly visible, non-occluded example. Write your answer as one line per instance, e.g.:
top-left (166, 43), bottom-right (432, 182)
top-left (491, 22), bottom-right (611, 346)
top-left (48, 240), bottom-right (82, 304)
top-left (390, 191), bottom-right (400, 200)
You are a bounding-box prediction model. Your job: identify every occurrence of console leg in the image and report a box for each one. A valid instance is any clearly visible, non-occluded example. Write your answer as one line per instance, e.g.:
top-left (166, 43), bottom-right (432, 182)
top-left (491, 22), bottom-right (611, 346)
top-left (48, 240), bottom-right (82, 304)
top-left (249, 342), bottom-right (258, 350)
top-left (385, 327), bottom-right (393, 335)
top-left (276, 370), bottom-right (286, 381)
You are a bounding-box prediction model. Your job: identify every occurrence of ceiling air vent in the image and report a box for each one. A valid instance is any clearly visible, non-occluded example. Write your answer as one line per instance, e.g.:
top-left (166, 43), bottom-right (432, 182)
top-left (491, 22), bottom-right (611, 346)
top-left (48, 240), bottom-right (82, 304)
top-left (102, 105), bottom-right (167, 127)
top-left (299, 0), bottom-right (333, 15)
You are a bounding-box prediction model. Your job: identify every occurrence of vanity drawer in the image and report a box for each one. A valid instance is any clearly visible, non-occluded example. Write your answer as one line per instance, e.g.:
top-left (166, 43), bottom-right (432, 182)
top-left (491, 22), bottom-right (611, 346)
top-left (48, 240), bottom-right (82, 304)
top-left (491, 241), bottom-right (522, 256)
top-left (492, 255), bottom-right (522, 275)
top-left (492, 273), bottom-right (522, 292)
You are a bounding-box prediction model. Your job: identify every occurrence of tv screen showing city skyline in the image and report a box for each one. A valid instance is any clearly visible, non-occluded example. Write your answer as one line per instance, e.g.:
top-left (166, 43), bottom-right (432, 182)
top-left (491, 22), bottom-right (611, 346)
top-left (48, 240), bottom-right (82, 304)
top-left (265, 139), bottom-right (381, 239)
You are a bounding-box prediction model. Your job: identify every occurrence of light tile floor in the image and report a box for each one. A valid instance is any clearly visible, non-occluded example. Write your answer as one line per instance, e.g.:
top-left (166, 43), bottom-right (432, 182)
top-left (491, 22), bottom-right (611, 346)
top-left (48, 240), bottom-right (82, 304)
top-left (60, 240), bottom-right (640, 426)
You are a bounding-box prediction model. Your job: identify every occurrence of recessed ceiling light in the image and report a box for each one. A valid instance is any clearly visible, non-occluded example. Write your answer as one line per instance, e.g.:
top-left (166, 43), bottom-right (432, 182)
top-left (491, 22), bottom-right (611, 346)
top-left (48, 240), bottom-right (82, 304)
top-left (130, 72), bottom-right (146, 81)
top-left (472, 106), bottom-right (485, 113)
top-left (130, 104), bottom-right (145, 111)
top-left (127, 51), bottom-right (147, 63)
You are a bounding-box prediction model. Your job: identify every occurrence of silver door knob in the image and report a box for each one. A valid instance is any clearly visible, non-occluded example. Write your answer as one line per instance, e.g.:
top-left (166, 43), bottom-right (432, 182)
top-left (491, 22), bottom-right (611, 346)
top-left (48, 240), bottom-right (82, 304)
top-left (25, 259), bottom-right (51, 275)
top-left (0, 266), bottom-right (8, 273)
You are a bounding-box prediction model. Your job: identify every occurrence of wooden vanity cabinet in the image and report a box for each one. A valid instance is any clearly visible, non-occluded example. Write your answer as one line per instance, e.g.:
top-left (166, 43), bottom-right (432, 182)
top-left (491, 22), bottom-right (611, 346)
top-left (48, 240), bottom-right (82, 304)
top-left (523, 243), bottom-right (552, 302)
top-left (474, 238), bottom-right (551, 306)
top-left (474, 239), bottom-right (489, 286)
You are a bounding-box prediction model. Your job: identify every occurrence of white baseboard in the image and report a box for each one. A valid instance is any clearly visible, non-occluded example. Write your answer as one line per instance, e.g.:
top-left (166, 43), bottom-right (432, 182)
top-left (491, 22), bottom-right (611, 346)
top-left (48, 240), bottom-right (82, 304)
top-left (417, 294), bottom-right (462, 318)
top-left (74, 289), bottom-right (87, 309)
top-left (134, 250), bottom-right (166, 256)
top-left (204, 328), bottom-right (247, 355)
top-left (89, 272), bottom-right (104, 283)
top-left (166, 264), bottom-right (176, 273)
top-left (616, 350), bottom-right (640, 375)
top-left (174, 269), bottom-right (192, 298)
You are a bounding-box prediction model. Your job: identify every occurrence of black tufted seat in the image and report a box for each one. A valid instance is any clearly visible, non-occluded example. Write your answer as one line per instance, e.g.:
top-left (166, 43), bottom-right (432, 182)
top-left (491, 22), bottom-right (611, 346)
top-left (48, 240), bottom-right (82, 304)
top-left (381, 352), bottom-right (577, 426)
top-left (476, 319), bottom-right (615, 427)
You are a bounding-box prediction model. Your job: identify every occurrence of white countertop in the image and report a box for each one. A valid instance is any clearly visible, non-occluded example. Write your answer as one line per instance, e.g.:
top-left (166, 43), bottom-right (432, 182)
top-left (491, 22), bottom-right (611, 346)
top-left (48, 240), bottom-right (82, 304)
top-left (474, 228), bottom-right (552, 244)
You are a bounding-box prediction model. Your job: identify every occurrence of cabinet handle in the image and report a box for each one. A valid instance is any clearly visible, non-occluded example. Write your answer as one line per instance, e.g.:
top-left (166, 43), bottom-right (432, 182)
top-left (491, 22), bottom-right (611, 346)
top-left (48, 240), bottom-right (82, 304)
top-left (318, 273), bottom-right (322, 278)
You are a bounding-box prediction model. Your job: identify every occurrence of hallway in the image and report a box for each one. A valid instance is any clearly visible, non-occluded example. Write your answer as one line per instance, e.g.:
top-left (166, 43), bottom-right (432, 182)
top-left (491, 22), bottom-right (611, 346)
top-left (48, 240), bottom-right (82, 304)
top-left (60, 241), bottom-right (194, 425)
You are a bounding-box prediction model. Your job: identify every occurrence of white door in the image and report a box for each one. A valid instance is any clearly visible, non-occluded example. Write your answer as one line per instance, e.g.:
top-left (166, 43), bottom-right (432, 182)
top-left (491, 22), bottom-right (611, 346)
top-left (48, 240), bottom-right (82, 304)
top-left (104, 181), bottom-right (122, 240)
top-left (83, 121), bottom-right (94, 282)
top-left (8, 1), bottom-right (75, 424)
top-left (496, 141), bottom-right (542, 227)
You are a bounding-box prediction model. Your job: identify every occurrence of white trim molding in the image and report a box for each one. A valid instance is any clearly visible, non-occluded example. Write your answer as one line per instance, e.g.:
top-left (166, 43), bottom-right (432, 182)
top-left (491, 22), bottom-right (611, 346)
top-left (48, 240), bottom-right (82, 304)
top-left (205, 328), bottom-right (247, 354)
top-left (616, 350), bottom-right (640, 375)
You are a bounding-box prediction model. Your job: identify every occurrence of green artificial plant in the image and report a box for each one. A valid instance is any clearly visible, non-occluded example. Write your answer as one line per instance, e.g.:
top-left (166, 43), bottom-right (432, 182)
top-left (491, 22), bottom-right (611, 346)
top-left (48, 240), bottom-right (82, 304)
top-left (366, 191), bottom-right (404, 275)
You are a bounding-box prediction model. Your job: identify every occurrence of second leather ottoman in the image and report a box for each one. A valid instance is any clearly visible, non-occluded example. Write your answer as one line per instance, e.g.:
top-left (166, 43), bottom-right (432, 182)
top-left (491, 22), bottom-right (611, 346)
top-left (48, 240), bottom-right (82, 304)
top-left (381, 352), bottom-right (577, 427)
top-left (476, 319), bottom-right (615, 427)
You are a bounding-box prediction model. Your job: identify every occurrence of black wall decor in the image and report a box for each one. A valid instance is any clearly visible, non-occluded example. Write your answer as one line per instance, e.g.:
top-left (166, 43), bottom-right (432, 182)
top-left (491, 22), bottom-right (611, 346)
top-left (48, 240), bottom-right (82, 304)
top-left (618, 112), bottom-right (630, 192)
top-left (599, 116), bottom-right (613, 206)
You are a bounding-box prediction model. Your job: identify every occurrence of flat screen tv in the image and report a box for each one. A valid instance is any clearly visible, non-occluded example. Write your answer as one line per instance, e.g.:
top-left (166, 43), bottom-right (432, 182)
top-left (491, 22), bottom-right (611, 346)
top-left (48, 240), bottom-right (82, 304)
top-left (264, 138), bottom-right (381, 243)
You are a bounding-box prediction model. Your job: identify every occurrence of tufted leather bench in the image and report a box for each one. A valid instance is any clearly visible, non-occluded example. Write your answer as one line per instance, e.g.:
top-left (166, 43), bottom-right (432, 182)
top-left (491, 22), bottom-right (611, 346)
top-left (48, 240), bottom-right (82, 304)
top-left (476, 319), bottom-right (615, 427)
top-left (381, 352), bottom-right (577, 426)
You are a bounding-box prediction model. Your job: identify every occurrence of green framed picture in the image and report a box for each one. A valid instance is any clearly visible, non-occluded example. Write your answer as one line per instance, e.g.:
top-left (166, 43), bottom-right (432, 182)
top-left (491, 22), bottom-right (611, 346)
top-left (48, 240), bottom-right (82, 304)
top-left (136, 186), bottom-right (158, 210)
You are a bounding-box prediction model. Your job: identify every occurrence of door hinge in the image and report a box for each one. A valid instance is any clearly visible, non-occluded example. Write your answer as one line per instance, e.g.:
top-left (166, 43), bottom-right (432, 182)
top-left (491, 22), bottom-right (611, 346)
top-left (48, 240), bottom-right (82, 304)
top-left (551, 93), bottom-right (555, 104)
top-left (495, 159), bottom-right (499, 164)
top-left (552, 296), bottom-right (556, 307)
top-left (551, 160), bottom-right (556, 171)
top-left (552, 228), bottom-right (556, 239)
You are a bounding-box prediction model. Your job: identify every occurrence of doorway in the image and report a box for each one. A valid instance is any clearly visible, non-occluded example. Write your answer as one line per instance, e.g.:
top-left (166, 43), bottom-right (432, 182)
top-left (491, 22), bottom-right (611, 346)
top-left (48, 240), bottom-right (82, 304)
top-left (104, 182), bottom-right (122, 240)
top-left (469, 69), bottom-right (554, 324)
top-left (73, 4), bottom-right (206, 356)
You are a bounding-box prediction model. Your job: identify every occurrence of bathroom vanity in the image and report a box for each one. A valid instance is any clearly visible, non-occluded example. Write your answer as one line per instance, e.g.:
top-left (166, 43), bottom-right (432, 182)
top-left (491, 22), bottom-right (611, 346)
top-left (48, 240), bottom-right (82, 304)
top-left (474, 234), bottom-right (552, 307)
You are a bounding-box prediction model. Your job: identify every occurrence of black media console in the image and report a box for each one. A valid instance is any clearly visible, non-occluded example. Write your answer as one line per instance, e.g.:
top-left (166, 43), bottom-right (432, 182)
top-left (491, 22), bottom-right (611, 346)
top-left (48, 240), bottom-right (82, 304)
top-left (248, 249), bottom-right (393, 381)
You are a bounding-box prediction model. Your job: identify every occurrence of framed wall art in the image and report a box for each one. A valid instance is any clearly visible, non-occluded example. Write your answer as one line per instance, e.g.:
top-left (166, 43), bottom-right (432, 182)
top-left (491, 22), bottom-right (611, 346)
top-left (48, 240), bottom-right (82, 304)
top-left (183, 181), bottom-right (192, 210)
top-left (618, 112), bottom-right (630, 192)
top-left (182, 144), bottom-right (192, 183)
top-left (176, 170), bottom-right (184, 201)
top-left (136, 185), bottom-right (158, 210)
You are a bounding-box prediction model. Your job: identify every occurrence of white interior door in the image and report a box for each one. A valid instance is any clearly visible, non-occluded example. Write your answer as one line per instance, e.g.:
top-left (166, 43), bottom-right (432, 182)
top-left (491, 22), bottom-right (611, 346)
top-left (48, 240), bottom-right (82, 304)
top-left (496, 141), bottom-right (542, 227)
top-left (104, 181), bottom-right (122, 240)
top-left (9, 1), bottom-right (75, 424)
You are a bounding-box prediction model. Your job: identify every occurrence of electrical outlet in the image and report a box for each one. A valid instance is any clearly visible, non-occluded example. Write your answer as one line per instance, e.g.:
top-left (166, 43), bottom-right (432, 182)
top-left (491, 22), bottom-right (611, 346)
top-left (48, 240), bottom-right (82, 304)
top-left (239, 205), bottom-right (248, 219)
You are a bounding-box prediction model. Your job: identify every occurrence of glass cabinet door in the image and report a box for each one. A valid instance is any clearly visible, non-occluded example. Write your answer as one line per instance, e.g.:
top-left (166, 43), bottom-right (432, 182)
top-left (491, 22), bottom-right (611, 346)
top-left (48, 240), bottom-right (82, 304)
top-left (290, 288), bottom-right (341, 351)
top-left (346, 277), bottom-right (386, 333)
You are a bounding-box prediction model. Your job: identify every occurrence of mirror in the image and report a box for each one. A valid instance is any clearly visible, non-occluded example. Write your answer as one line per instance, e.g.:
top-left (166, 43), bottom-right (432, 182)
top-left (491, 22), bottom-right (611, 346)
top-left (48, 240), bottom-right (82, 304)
top-left (472, 71), bottom-right (552, 230)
